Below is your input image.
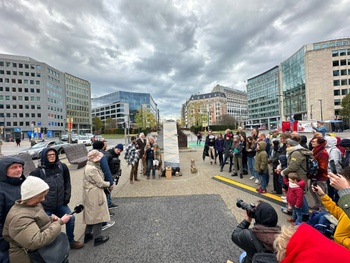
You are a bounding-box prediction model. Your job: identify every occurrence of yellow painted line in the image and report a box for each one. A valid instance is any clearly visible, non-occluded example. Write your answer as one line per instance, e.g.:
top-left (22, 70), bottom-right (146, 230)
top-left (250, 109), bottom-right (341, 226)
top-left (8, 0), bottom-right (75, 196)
top-left (213, 175), bottom-right (283, 203)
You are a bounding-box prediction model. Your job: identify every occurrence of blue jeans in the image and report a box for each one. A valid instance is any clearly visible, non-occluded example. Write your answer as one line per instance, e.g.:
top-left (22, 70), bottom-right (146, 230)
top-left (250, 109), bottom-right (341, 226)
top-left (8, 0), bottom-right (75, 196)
top-left (221, 155), bottom-right (233, 171)
top-left (247, 157), bottom-right (258, 179)
top-left (45, 205), bottom-right (75, 244)
top-left (260, 172), bottom-right (268, 190)
top-left (146, 159), bottom-right (155, 177)
top-left (292, 196), bottom-right (309, 224)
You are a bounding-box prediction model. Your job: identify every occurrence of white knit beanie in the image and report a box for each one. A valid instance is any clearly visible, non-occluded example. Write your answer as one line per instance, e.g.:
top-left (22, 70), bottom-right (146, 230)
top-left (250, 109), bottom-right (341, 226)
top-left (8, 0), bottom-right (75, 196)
top-left (21, 176), bottom-right (49, 200)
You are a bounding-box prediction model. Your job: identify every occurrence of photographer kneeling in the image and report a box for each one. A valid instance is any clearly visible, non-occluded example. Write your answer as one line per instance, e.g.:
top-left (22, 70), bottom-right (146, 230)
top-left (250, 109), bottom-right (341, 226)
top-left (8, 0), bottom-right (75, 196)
top-left (232, 200), bottom-right (281, 263)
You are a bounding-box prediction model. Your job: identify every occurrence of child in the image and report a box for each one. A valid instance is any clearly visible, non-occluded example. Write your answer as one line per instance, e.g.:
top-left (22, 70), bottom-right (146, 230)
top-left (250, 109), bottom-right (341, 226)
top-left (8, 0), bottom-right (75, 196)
top-left (254, 141), bottom-right (268, 194)
top-left (283, 172), bottom-right (309, 225)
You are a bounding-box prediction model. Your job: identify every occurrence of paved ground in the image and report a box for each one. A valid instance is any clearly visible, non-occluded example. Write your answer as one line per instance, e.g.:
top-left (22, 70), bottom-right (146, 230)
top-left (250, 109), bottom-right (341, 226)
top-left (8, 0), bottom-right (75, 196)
top-left (1, 130), bottom-right (349, 262)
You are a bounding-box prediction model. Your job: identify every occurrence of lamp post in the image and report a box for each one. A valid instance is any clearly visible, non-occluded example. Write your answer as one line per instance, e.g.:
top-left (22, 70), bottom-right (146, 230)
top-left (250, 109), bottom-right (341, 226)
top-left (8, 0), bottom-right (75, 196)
top-left (310, 104), bottom-right (313, 120)
top-left (318, 99), bottom-right (323, 121)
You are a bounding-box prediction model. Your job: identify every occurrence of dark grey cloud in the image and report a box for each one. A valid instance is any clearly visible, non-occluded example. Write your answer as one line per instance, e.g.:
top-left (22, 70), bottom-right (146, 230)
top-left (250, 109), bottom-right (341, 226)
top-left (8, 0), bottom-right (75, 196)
top-left (1, 0), bottom-right (349, 119)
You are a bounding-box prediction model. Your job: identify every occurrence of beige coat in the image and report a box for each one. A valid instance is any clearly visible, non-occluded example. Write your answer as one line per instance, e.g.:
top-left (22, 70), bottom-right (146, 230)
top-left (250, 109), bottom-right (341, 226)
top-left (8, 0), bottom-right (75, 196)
top-left (83, 161), bottom-right (110, 224)
top-left (2, 201), bottom-right (63, 263)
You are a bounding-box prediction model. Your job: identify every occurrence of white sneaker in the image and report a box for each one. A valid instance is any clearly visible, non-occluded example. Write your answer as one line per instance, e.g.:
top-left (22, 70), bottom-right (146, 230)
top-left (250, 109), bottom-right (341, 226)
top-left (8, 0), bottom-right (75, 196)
top-left (101, 221), bottom-right (115, 231)
top-left (254, 179), bottom-right (260, 184)
top-left (249, 176), bottom-right (255, 180)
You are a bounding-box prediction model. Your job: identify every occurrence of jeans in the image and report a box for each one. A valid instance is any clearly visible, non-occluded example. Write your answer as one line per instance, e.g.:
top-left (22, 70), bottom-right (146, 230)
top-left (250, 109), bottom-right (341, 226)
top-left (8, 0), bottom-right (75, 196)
top-left (292, 196), bottom-right (309, 224)
top-left (146, 159), bottom-right (155, 177)
top-left (221, 155), bottom-right (233, 172)
top-left (46, 205), bottom-right (75, 244)
top-left (247, 157), bottom-right (258, 179)
top-left (106, 192), bottom-right (112, 207)
top-left (260, 172), bottom-right (268, 190)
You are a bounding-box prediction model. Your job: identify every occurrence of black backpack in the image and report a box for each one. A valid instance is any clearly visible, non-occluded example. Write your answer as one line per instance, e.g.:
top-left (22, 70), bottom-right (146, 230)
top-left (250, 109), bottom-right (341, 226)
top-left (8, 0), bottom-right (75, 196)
top-left (300, 153), bottom-right (319, 179)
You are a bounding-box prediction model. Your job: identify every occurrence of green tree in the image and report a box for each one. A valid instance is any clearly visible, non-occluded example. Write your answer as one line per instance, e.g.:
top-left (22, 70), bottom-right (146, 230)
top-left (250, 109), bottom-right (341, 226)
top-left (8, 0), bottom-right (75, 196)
top-left (92, 116), bottom-right (103, 134)
top-left (105, 117), bottom-right (117, 129)
top-left (339, 93), bottom-right (350, 118)
top-left (135, 108), bottom-right (157, 129)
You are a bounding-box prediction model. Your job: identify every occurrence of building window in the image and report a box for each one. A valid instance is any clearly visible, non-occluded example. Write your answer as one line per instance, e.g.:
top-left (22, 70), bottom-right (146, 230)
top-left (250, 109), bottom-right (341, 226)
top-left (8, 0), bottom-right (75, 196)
top-left (334, 89), bottom-right (340, 96)
top-left (342, 89), bottom-right (348, 95)
top-left (333, 70), bottom-right (339, 76)
top-left (339, 49), bottom-right (346, 56)
top-left (25, 113), bottom-right (29, 117)
top-left (31, 105), bottom-right (35, 109)
top-left (333, 80), bottom-right (340, 86)
top-left (341, 79), bottom-right (348, 85)
top-left (334, 99), bottom-right (341, 105)
top-left (340, 60), bottom-right (346, 66)
top-left (332, 50), bottom-right (339, 57)
top-left (333, 60), bottom-right (339, 67)
top-left (341, 69), bottom-right (347, 75)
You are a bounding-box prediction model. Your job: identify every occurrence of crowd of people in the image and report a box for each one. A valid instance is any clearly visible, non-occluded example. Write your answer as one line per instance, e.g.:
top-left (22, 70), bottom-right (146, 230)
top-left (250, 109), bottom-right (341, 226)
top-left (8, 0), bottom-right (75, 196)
top-left (200, 122), bottom-right (350, 262)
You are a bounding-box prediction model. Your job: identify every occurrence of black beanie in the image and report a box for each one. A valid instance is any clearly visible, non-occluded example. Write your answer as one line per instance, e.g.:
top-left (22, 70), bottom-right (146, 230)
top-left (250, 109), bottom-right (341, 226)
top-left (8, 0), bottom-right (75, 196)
top-left (254, 202), bottom-right (278, 227)
top-left (93, 140), bottom-right (105, 150)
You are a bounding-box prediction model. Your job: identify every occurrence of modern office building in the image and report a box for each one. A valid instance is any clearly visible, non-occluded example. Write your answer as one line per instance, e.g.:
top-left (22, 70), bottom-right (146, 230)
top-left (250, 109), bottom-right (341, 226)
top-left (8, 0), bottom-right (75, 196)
top-left (91, 91), bottom-right (158, 128)
top-left (211, 84), bottom-right (248, 126)
top-left (65, 73), bottom-right (91, 134)
top-left (247, 37), bottom-right (350, 129)
top-left (0, 54), bottom-right (66, 140)
top-left (246, 66), bottom-right (280, 129)
top-left (0, 53), bottom-right (92, 140)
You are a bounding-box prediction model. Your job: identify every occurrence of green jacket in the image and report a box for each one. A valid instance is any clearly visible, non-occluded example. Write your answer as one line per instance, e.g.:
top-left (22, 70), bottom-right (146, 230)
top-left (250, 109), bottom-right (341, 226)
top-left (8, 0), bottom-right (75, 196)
top-left (254, 141), bottom-right (268, 173)
top-left (338, 189), bottom-right (350, 219)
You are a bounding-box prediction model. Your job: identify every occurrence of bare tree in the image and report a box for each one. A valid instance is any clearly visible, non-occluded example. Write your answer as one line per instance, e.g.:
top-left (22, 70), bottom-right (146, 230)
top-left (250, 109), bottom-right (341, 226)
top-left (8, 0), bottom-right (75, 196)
top-left (215, 114), bottom-right (237, 126)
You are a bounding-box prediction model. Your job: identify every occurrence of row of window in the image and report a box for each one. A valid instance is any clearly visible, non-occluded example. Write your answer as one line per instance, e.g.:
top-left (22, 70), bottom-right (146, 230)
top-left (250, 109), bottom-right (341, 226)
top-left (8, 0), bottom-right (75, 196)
top-left (0, 70), bottom-right (41, 77)
top-left (334, 89), bottom-right (349, 96)
top-left (333, 69), bottom-right (350, 76)
top-left (332, 59), bottom-right (350, 66)
top-left (0, 121), bottom-right (64, 127)
top-left (0, 61), bottom-right (41, 70)
top-left (0, 86), bottom-right (41, 93)
top-left (0, 78), bottom-right (41, 85)
top-left (0, 95), bottom-right (41, 101)
top-left (333, 79), bottom-right (350, 86)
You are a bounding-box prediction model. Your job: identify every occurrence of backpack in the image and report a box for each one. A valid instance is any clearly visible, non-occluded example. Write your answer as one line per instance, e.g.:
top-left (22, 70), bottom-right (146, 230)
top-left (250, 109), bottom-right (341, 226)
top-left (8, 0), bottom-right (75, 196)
top-left (300, 153), bottom-right (319, 179)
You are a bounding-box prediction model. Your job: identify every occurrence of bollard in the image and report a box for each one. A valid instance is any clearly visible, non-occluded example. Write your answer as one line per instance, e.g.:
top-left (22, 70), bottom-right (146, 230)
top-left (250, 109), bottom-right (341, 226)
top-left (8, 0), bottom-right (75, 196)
top-left (166, 166), bottom-right (172, 179)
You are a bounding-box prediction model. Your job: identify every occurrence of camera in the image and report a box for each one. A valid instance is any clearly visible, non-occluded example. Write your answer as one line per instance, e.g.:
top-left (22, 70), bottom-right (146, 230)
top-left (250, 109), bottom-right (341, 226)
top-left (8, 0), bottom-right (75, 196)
top-left (236, 199), bottom-right (257, 218)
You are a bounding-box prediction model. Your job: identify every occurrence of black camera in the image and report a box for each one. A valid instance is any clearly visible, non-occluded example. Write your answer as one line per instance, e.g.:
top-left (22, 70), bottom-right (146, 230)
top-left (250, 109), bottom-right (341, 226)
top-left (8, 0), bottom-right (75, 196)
top-left (236, 199), bottom-right (257, 218)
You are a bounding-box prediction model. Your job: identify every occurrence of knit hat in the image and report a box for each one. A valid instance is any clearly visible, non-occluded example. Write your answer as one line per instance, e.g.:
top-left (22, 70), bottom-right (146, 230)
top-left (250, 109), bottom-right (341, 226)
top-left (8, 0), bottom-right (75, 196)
top-left (340, 138), bottom-right (350, 148)
top-left (21, 176), bottom-right (49, 201)
top-left (92, 140), bottom-right (105, 150)
top-left (254, 202), bottom-right (278, 227)
top-left (88, 150), bottom-right (104, 162)
top-left (115, 144), bottom-right (124, 151)
top-left (286, 138), bottom-right (299, 146)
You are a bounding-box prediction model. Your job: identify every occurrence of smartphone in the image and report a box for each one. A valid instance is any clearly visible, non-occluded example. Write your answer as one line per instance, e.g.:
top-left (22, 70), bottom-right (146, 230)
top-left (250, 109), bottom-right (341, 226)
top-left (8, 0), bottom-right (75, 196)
top-left (329, 160), bottom-right (337, 175)
top-left (312, 180), bottom-right (318, 191)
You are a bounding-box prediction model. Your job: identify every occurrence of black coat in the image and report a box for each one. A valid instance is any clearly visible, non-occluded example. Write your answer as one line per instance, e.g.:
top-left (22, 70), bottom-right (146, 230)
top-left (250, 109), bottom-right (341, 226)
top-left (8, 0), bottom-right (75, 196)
top-left (30, 148), bottom-right (71, 211)
top-left (0, 157), bottom-right (26, 262)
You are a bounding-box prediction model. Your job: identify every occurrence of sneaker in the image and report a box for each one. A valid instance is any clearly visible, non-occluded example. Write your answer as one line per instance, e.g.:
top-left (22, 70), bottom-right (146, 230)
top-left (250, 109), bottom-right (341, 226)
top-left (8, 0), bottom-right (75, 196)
top-left (101, 221), bottom-right (115, 231)
top-left (70, 240), bottom-right (84, 249)
top-left (281, 207), bottom-right (293, 215)
top-left (109, 212), bottom-right (115, 217)
top-left (109, 203), bottom-right (118, 210)
top-left (254, 179), bottom-right (260, 184)
top-left (249, 176), bottom-right (255, 180)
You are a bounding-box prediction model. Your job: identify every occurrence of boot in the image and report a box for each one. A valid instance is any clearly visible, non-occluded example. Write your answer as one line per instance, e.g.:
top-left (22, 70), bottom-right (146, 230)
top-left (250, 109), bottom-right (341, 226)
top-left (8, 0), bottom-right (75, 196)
top-left (94, 236), bottom-right (109, 246)
top-left (84, 233), bottom-right (93, 244)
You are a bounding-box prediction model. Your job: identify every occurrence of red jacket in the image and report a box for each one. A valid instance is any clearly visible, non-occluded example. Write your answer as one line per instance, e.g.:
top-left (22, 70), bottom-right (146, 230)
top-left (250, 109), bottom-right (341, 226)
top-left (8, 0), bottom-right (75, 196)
top-left (284, 178), bottom-right (305, 208)
top-left (281, 224), bottom-right (350, 263)
top-left (312, 144), bottom-right (329, 181)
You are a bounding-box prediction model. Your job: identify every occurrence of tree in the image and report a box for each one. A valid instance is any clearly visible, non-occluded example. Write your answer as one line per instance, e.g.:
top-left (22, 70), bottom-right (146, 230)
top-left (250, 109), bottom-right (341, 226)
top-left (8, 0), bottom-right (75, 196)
top-left (339, 93), bottom-right (350, 118)
top-left (105, 117), bottom-right (117, 129)
top-left (92, 116), bottom-right (103, 134)
top-left (134, 108), bottom-right (157, 130)
top-left (215, 114), bottom-right (237, 127)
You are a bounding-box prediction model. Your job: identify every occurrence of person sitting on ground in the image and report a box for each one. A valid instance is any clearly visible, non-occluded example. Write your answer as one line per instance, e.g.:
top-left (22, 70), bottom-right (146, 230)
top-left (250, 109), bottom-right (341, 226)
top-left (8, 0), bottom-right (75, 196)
top-left (83, 150), bottom-right (111, 247)
top-left (232, 201), bottom-right (281, 263)
top-left (311, 167), bottom-right (350, 250)
top-left (3, 176), bottom-right (72, 263)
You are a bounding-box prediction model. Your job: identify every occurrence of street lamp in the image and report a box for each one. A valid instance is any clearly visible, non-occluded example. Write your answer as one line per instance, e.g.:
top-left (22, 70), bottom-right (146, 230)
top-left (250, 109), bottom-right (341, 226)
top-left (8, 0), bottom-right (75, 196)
top-left (318, 99), bottom-right (323, 121)
top-left (310, 105), bottom-right (313, 120)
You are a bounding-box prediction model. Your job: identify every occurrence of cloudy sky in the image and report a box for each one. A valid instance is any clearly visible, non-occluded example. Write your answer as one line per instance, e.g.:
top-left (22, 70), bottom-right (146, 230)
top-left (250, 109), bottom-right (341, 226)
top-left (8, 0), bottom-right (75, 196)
top-left (1, 0), bottom-right (350, 119)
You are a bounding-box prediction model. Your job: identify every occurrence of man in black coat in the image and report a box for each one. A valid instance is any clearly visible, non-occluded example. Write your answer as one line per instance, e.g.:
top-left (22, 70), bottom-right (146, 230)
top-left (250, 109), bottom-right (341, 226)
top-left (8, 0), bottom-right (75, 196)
top-left (232, 202), bottom-right (281, 263)
top-left (0, 157), bottom-right (26, 263)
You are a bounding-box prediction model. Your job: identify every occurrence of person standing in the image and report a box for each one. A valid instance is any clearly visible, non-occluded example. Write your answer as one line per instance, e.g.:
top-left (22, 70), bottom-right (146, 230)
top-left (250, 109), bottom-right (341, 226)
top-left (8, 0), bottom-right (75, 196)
top-left (254, 141), bottom-right (269, 194)
top-left (124, 136), bottom-right (140, 184)
top-left (220, 134), bottom-right (233, 173)
top-left (215, 133), bottom-right (225, 166)
top-left (205, 130), bottom-right (216, 164)
top-left (0, 157), bottom-right (26, 263)
top-left (136, 133), bottom-right (147, 175)
top-left (29, 148), bottom-right (84, 249)
top-left (83, 150), bottom-right (111, 246)
top-left (312, 121), bottom-right (327, 137)
top-left (232, 135), bottom-right (244, 178)
top-left (196, 131), bottom-right (202, 145)
top-left (15, 136), bottom-right (21, 146)
top-left (145, 136), bottom-right (161, 179)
